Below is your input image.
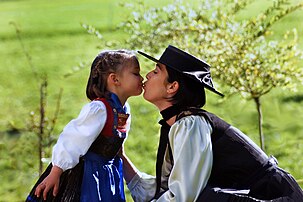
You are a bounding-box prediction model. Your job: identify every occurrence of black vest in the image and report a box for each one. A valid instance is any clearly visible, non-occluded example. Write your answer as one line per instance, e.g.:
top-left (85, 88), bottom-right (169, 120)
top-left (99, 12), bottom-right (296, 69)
top-left (177, 108), bottom-right (269, 189)
top-left (178, 108), bottom-right (303, 201)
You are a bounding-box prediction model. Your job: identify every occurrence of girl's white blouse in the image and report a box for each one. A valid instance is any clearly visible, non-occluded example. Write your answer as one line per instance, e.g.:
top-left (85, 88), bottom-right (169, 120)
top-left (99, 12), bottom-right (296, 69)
top-left (127, 115), bottom-right (213, 202)
top-left (52, 100), bottom-right (131, 172)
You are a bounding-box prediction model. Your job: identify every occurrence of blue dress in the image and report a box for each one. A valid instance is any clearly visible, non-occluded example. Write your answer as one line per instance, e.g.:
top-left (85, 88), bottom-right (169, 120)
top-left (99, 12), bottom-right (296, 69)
top-left (80, 93), bottom-right (128, 202)
top-left (26, 93), bottom-right (128, 202)
top-left (80, 152), bottom-right (125, 202)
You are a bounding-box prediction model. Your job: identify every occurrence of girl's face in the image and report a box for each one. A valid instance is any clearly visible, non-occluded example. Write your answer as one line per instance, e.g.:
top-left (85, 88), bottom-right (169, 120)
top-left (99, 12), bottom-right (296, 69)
top-left (118, 58), bottom-right (144, 98)
top-left (143, 63), bottom-right (170, 107)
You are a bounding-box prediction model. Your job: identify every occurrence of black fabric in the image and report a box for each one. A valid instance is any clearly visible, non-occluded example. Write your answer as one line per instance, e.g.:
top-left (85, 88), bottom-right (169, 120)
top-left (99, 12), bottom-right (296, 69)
top-left (26, 159), bottom-right (84, 202)
top-left (154, 119), bottom-right (171, 199)
top-left (176, 107), bottom-right (303, 201)
top-left (160, 105), bottom-right (180, 121)
top-left (177, 108), bottom-right (268, 188)
top-left (197, 186), bottom-right (261, 202)
top-left (154, 106), bottom-right (181, 199)
top-left (88, 135), bottom-right (124, 159)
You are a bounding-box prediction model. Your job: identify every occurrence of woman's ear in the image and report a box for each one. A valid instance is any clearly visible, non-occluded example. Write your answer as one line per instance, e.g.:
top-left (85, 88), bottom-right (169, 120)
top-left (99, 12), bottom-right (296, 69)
top-left (108, 73), bottom-right (120, 86)
top-left (167, 81), bottom-right (179, 94)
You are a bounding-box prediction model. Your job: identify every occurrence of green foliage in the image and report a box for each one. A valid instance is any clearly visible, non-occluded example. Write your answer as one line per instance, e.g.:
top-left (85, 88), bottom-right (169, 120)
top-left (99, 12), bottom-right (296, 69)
top-left (95, 0), bottom-right (303, 150)
top-left (0, 0), bottom-right (302, 201)
top-left (115, 0), bottom-right (303, 99)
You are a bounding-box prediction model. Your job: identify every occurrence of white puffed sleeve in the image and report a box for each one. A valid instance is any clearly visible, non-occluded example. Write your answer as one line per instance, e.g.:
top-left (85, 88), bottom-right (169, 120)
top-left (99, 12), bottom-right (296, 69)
top-left (128, 115), bottom-right (213, 202)
top-left (52, 100), bottom-right (107, 171)
top-left (127, 171), bottom-right (157, 202)
top-left (157, 115), bottom-right (213, 202)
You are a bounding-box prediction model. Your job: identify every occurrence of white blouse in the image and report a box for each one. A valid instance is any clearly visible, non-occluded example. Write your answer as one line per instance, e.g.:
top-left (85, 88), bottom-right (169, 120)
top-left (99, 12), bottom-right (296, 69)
top-left (128, 115), bottom-right (213, 202)
top-left (52, 100), bottom-right (131, 171)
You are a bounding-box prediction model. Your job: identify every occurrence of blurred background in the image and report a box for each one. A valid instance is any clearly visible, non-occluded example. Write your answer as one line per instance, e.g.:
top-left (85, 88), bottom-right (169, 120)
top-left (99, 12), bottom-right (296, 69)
top-left (0, 0), bottom-right (302, 201)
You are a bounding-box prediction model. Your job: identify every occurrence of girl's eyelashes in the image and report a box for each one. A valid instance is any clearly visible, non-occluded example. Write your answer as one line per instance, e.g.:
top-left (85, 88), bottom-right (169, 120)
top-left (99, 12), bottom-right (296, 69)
top-left (133, 72), bottom-right (141, 76)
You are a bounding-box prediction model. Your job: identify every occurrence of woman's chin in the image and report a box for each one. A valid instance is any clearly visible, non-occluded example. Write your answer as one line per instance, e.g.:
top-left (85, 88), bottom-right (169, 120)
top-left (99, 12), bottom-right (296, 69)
top-left (142, 92), bottom-right (150, 101)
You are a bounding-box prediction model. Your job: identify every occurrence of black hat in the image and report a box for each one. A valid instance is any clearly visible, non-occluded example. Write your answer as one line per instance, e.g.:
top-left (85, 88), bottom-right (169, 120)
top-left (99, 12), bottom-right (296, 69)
top-left (138, 45), bottom-right (224, 97)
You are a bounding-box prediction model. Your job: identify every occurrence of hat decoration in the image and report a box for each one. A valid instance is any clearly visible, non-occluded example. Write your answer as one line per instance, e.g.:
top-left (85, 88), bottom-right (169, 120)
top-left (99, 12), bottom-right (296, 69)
top-left (138, 45), bottom-right (224, 97)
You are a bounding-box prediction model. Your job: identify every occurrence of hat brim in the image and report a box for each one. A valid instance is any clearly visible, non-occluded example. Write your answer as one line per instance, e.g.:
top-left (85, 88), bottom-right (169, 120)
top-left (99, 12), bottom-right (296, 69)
top-left (138, 50), bottom-right (186, 75)
top-left (137, 51), bottom-right (160, 64)
top-left (138, 50), bottom-right (224, 97)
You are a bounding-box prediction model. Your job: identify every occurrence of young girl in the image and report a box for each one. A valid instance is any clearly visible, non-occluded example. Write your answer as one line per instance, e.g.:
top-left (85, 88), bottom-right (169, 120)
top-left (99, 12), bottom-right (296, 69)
top-left (26, 49), bottom-right (143, 202)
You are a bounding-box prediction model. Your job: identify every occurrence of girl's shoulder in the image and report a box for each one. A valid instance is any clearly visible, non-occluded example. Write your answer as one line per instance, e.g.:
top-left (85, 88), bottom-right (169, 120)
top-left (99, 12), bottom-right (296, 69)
top-left (81, 100), bottom-right (107, 115)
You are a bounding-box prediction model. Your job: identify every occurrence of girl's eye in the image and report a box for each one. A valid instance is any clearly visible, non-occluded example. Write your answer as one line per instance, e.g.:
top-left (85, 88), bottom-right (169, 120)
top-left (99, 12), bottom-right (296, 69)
top-left (153, 70), bottom-right (158, 74)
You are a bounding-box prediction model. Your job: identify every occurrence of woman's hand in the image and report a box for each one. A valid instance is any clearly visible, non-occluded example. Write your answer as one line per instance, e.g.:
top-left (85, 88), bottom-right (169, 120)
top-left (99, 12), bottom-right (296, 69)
top-left (35, 165), bottom-right (63, 200)
top-left (117, 144), bottom-right (125, 158)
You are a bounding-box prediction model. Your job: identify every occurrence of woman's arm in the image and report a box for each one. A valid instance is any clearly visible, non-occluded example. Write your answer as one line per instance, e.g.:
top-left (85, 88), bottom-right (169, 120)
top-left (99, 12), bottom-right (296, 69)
top-left (120, 150), bottom-right (138, 184)
top-left (120, 146), bottom-right (157, 201)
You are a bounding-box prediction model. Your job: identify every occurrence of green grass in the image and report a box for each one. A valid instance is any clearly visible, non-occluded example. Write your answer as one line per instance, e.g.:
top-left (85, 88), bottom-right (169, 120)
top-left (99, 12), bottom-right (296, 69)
top-left (0, 0), bottom-right (302, 201)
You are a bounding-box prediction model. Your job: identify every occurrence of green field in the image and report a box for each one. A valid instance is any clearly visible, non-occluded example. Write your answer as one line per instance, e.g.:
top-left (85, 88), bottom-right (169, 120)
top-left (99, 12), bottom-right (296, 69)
top-left (0, 0), bottom-right (302, 201)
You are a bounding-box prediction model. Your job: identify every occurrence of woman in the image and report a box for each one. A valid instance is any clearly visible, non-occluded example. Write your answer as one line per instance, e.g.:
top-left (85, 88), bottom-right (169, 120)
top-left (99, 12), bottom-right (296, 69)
top-left (121, 45), bottom-right (303, 201)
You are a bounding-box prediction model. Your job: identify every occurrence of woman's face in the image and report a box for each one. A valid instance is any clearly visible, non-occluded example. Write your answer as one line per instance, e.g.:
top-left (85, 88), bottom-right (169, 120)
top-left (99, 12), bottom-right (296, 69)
top-left (143, 63), bottom-right (171, 107)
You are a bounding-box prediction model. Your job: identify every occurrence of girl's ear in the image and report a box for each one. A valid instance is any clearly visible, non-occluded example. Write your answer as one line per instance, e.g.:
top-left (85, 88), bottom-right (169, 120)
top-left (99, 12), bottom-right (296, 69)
top-left (167, 81), bottom-right (179, 94)
top-left (108, 73), bottom-right (120, 86)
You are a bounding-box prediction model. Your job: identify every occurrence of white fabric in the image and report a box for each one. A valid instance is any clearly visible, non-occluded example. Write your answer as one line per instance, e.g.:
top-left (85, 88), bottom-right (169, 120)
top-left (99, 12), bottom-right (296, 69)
top-left (128, 115), bottom-right (213, 202)
top-left (52, 100), bottom-right (132, 171)
top-left (52, 100), bottom-right (107, 171)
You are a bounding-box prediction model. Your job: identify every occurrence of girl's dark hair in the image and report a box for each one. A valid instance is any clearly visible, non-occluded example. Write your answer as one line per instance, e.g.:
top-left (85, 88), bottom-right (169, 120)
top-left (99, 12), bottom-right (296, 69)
top-left (166, 67), bottom-right (206, 108)
top-left (86, 50), bottom-right (138, 101)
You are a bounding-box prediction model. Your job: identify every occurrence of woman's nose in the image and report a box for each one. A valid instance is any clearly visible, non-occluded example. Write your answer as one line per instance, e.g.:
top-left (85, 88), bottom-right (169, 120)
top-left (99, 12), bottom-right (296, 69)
top-left (146, 72), bottom-right (151, 79)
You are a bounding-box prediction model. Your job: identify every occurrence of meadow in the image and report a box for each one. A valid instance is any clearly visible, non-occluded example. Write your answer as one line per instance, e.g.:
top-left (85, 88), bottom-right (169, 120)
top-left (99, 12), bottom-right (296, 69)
top-left (0, 0), bottom-right (302, 201)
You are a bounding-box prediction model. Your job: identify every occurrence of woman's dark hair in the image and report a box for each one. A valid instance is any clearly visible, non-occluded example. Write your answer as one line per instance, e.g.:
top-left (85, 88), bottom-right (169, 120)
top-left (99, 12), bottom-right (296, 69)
top-left (166, 66), bottom-right (206, 108)
top-left (86, 50), bottom-right (138, 101)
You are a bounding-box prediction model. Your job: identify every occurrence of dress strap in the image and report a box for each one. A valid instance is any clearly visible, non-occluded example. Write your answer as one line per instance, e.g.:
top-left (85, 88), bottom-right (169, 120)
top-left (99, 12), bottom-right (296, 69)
top-left (94, 98), bottom-right (114, 137)
top-left (89, 98), bottom-right (126, 158)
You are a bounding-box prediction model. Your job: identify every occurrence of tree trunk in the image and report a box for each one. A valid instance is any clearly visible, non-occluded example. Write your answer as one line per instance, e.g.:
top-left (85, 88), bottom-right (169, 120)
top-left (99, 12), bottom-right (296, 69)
top-left (253, 97), bottom-right (265, 151)
top-left (38, 80), bottom-right (47, 175)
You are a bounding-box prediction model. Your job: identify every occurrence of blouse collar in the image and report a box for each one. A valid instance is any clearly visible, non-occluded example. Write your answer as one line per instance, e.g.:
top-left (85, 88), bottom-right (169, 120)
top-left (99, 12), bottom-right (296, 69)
top-left (108, 92), bottom-right (127, 113)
